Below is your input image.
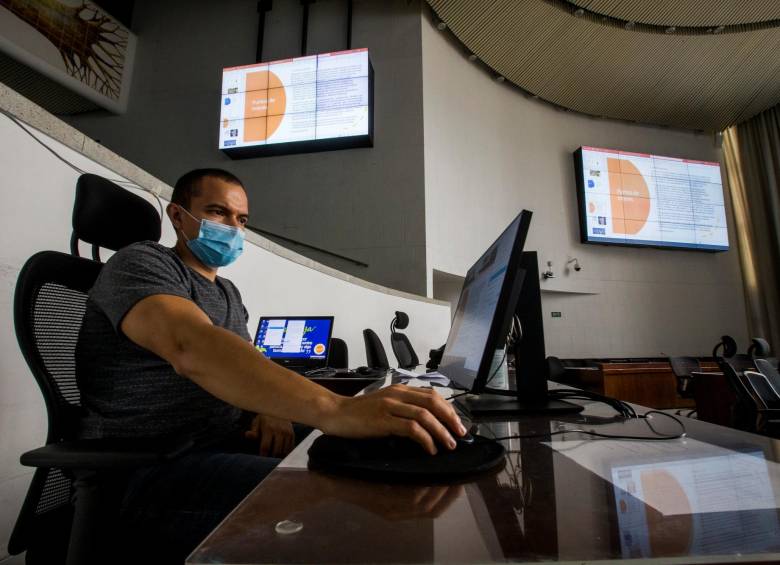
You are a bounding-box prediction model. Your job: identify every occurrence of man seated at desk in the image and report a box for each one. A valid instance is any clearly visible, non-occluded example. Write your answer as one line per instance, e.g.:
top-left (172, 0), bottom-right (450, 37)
top-left (75, 168), bottom-right (466, 560)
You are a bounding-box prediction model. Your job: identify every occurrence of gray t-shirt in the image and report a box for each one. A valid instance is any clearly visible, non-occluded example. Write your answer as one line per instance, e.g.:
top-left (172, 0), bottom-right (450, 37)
top-left (76, 241), bottom-right (250, 445)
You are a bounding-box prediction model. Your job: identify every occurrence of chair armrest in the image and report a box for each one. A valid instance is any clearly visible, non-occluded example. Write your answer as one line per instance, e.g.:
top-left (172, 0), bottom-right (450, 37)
top-left (20, 437), bottom-right (194, 469)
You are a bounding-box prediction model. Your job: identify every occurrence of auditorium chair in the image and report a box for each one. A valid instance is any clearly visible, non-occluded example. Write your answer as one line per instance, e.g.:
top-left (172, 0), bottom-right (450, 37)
top-left (389, 311), bottom-right (420, 370)
top-left (668, 356), bottom-right (700, 399)
top-left (363, 328), bottom-right (390, 370)
top-left (328, 337), bottom-right (348, 369)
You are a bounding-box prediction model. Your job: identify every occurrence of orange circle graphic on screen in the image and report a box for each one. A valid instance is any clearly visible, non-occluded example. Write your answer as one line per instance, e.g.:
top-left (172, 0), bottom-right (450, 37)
top-left (640, 469), bottom-right (693, 555)
top-left (607, 158), bottom-right (650, 235)
top-left (588, 202), bottom-right (596, 214)
top-left (313, 343), bottom-right (326, 355)
top-left (243, 70), bottom-right (286, 142)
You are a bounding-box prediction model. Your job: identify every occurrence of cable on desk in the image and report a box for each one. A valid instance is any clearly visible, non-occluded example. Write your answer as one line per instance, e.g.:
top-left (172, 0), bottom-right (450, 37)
top-left (492, 410), bottom-right (686, 442)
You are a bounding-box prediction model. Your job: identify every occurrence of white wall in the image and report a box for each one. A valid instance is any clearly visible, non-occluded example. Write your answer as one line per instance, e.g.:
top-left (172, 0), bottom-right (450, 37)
top-left (0, 111), bottom-right (450, 558)
top-left (421, 14), bottom-right (749, 358)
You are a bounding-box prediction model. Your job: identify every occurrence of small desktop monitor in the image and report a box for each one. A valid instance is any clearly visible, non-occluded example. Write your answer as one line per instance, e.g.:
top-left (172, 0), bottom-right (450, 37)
top-left (254, 316), bottom-right (334, 371)
top-left (437, 211), bottom-right (580, 416)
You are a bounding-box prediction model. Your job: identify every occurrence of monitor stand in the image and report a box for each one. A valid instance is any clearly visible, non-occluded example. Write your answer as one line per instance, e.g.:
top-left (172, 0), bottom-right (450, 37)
top-left (456, 392), bottom-right (583, 417)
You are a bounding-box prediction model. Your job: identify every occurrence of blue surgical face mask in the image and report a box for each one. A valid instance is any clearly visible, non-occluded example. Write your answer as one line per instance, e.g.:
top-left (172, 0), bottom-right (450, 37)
top-left (177, 205), bottom-right (245, 268)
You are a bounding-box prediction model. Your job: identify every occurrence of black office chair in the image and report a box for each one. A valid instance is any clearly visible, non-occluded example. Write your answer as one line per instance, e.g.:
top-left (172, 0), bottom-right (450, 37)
top-left (389, 311), bottom-right (420, 370)
top-left (669, 356), bottom-right (700, 398)
top-left (363, 328), bottom-right (390, 370)
top-left (756, 359), bottom-right (780, 394)
top-left (546, 356), bottom-right (567, 384)
top-left (328, 337), bottom-right (348, 369)
top-left (742, 371), bottom-right (780, 436)
top-left (719, 357), bottom-right (763, 433)
top-left (9, 174), bottom-right (192, 565)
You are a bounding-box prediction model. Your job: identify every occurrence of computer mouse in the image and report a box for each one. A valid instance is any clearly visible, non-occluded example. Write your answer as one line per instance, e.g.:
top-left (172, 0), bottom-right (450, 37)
top-left (456, 432), bottom-right (475, 445)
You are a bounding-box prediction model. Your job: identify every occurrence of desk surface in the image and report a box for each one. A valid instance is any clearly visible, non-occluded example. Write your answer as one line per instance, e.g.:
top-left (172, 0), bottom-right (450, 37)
top-left (188, 380), bottom-right (780, 564)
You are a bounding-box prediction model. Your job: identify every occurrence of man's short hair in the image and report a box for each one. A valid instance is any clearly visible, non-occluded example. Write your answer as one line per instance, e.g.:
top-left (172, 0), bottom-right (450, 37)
top-left (171, 168), bottom-right (245, 209)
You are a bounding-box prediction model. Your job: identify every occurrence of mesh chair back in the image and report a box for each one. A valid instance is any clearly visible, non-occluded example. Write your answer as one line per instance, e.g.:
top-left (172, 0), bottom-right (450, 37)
top-left (328, 338), bottom-right (349, 369)
top-left (743, 372), bottom-right (780, 410)
top-left (725, 353), bottom-right (755, 373)
top-left (391, 333), bottom-right (419, 369)
top-left (9, 251), bottom-right (102, 556)
top-left (363, 329), bottom-right (390, 370)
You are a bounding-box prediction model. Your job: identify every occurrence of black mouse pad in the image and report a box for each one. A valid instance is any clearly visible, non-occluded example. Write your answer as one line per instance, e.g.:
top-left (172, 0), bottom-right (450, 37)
top-left (307, 434), bottom-right (506, 482)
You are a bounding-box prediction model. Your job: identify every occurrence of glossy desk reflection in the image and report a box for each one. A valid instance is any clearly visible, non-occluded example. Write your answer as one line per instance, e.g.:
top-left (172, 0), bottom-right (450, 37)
top-left (188, 382), bottom-right (780, 564)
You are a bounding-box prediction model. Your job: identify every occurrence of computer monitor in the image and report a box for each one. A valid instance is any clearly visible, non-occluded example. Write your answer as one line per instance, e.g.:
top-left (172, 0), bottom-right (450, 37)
top-left (254, 316), bottom-right (334, 372)
top-left (437, 211), bottom-right (581, 416)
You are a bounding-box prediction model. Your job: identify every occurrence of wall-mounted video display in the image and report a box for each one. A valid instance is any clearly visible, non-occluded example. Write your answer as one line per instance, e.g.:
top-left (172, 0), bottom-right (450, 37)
top-left (219, 48), bottom-right (373, 158)
top-left (574, 146), bottom-right (729, 251)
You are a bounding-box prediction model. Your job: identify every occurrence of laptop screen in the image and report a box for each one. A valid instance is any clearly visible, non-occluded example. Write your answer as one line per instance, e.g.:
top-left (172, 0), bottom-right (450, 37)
top-left (254, 316), bottom-right (334, 368)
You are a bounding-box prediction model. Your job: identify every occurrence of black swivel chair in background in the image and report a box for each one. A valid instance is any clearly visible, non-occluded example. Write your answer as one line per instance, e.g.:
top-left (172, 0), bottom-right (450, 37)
top-left (546, 356), bottom-right (568, 384)
top-left (669, 356), bottom-right (701, 399)
top-left (328, 337), bottom-right (348, 369)
top-left (389, 311), bottom-right (420, 370)
top-left (9, 174), bottom-right (192, 565)
top-left (363, 328), bottom-right (390, 370)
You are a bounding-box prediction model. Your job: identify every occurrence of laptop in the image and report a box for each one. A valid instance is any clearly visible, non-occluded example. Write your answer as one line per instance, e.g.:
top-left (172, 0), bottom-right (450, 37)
top-left (253, 316), bottom-right (334, 373)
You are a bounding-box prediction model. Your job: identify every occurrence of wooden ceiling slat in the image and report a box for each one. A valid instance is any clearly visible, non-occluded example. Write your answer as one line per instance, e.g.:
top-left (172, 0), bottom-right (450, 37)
top-left (570, 0), bottom-right (780, 27)
top-left (427, 0), bottom-right (780, 130)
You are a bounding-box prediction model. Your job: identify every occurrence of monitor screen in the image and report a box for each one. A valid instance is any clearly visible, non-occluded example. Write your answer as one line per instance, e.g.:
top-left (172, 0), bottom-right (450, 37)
top-left (254, 317), bottom-right (334, 366)
top-left (574, 146), bottom-right (728, 251)
top-left (437, 211), bottom-right (532, 392)
top-left (219, 49), bottom-right (372, 157)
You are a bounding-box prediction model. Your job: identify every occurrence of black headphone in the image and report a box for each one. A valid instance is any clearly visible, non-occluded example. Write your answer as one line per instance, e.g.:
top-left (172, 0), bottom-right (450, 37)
top-left (712, 335), bottom-right (737, 359)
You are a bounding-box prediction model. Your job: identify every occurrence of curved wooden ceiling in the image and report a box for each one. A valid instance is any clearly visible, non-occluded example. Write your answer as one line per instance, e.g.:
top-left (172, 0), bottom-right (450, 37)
top-left (426, 0), bottom-right (780, 131)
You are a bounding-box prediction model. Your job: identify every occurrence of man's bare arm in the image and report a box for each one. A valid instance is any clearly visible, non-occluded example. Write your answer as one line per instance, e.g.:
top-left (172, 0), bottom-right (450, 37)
top-left (121, 294), bottom-right (465, 454)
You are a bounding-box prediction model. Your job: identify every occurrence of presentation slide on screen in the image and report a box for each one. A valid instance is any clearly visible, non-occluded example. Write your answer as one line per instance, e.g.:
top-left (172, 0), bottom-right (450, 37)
top-left (219, 49), bottom-right (369, 149)
top-left (255, 319), bottom-right (330, 360)
top-left (579, 147), bottom-right (728, 250)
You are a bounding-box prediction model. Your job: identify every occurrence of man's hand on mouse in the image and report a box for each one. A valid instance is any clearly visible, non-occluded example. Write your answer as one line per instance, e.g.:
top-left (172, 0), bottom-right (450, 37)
top-left (322, 384), bottom-right (467, 455)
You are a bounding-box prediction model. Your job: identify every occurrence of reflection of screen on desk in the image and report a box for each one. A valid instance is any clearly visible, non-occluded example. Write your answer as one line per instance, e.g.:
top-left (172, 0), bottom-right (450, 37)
top-left (611, 451), bottom-right (780, 558)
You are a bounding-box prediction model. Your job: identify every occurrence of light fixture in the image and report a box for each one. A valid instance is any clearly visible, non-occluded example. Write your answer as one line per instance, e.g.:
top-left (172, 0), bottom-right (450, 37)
top-left (665, 26), bottom-right (676, 34)
top-left (713, 25), bottom-right (725, 34)
top-left (574, 8), bottom-right (584, 17)
top-left (435, 18), bottom-right (447, 31)
top-left (495, 74), bottom-right (505, 82)
top-left (542, 261), bottom-right (555, 279)
top-left (467, 53), bottom-right (478, 61)
top-left (624, 21), bottom-right (635, 30)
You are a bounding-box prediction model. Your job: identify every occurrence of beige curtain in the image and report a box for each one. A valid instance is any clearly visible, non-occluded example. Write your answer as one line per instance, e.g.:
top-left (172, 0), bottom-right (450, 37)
top-left (722, 104), bottom-right (780, 353)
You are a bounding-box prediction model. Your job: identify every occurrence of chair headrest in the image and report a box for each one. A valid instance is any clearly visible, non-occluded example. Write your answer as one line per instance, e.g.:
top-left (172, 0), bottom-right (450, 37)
top-left (712, 335), bottom-right (738, 359)
top-left (749, 337), bottom-right (771, 358)
top-left (392, 311), bottom-right (409, 331)
top-left (73, 174), bottom-right (161, 252)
